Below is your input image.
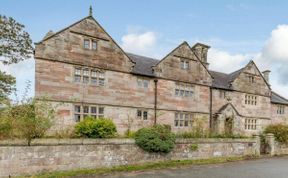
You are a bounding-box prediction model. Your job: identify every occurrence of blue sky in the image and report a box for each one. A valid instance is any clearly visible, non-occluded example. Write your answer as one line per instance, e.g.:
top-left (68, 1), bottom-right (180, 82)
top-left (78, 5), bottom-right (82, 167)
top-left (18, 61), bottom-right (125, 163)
top-left (1, 0), bottom-right (288, 98)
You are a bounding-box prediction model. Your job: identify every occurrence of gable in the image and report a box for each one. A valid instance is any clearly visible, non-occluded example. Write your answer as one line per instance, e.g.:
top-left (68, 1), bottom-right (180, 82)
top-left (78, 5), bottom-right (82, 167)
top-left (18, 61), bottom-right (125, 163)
top-left (34, 16), bottom-right (134, 73)
top-left (231, 61), bottom-right (270, 96)
top-left (154, 42), bottom-right (212, 85)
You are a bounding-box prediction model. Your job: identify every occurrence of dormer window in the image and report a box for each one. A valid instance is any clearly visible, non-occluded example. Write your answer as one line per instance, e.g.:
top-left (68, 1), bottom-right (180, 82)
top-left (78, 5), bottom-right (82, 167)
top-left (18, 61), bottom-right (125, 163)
top-left (181, 60), bottom-right (189, 70)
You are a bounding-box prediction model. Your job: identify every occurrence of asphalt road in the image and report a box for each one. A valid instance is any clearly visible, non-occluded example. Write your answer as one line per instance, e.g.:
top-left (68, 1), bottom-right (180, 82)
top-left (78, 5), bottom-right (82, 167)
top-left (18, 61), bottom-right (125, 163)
top-left (89, 156), bottom-right (288, 178)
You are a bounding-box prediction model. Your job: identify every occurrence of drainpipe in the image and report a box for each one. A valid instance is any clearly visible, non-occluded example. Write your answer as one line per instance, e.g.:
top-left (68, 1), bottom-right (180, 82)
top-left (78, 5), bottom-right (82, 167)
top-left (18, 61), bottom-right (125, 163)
top-left (154, 79), bottom-right (158, 125)
top-left (209, 87), bottom-right (213, 129)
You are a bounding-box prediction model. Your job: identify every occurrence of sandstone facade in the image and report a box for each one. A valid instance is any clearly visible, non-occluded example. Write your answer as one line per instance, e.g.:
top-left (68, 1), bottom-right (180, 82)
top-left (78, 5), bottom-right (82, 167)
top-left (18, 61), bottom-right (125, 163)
top-left (34, 13), bottom-right (288, 136)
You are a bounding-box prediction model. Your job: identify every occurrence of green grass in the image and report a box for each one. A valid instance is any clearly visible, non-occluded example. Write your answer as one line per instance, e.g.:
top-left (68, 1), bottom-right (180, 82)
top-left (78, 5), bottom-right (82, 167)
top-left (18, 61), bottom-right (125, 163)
top-left (20, 155), bottom-right (258, 178)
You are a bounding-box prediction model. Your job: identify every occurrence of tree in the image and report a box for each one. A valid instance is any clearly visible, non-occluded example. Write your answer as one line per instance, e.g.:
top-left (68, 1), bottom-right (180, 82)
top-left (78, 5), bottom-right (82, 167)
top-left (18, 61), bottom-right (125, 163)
top-left (0, 15), bottom-right (33, 64)
top-left (0, 71), bottom-right (15, 102)
top-left (0, 15), bottom-right (33, 101)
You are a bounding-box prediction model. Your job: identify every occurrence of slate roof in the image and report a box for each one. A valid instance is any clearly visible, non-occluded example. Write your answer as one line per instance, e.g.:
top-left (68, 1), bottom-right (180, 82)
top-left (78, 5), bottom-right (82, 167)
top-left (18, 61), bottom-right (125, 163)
top-left (127, 53), bottom-right (159, 77)
top-left (209, 69), bottom-right (243, 90)
top-left (128, 52), bottom-right (288, 105)
top-left (271, 92), bottom-right (288, 105)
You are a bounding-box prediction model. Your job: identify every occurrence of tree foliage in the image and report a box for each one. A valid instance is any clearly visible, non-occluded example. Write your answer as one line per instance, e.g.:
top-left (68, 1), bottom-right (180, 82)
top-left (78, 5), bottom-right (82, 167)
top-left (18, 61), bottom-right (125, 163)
top-left (135, 125), bottom-right (176, 153)
top-left (0, 15), bottom-right (33, 64)
top-left (0, 71), bottom-right (15, 101)
top-left (0, 98), bottom-right (55, 145)
top-left (75, 117), bottom-right (117, 138)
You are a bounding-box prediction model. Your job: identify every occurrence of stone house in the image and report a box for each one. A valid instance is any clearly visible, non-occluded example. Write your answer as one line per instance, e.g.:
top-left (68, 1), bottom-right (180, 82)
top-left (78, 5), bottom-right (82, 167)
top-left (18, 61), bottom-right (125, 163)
top-left (34, 10), bottom-right (288, 136)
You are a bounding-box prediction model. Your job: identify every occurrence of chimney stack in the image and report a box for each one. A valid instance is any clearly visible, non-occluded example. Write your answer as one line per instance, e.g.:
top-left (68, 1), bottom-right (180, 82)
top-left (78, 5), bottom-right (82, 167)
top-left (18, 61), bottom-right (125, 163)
top-left (262, 70), bottom-right (271, 83)
top-left (191, 43), bottom-right (210, 68)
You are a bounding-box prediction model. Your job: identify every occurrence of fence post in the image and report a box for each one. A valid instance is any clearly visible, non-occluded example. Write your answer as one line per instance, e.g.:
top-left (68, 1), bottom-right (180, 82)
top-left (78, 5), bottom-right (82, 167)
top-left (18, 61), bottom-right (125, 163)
top-left (265, 133), bottom-right (275, 156)
top-left (253, 134), bottom-right (261, 156)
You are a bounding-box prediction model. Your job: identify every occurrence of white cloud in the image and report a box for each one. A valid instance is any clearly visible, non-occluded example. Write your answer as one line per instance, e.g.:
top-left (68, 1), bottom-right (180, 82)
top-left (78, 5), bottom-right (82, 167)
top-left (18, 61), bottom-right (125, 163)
top-left (208, 48), bottom-right (251, 73)
top-left (261, 25), bottom-right (288, 62)
top-left (207, 24), bottom-right (288, 98)
top-left (121, 31), bottom-right (158, 57)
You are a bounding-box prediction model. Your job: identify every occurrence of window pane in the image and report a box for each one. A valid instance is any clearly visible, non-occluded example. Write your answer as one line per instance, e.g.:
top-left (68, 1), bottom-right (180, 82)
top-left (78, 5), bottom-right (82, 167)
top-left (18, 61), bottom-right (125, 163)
top-left (143, 111), bottom-right (148, 120)
top-left (175, 120), bottom-right (178, 127)
top-left (137, 79), bottom-right (142, 87)
top-left (75, 68), bottom-right (81, 75)
top-left (74, 114), bottom-right (81, 122)
top-left (143, 80), bottom-right (148, 88)
top-left (175, 89), bottom-right (179, 96)
top-left (74, 105), bottom-right (81, 113)
top-left (83, 69), bottom-right (89, 76)
top-left (91, 107), bottom-right (97, 114)
top-left (91, 77), bottom-right (97, 85)
top-left (74, 75), bottom-right (81, 83)
top-left (83, 106), bottom-right (89, 113)
top-left (98, 107), bottom-right (104, 114)
top-left (180, 90), bottom-right (184, 96)
top-left (84, 39), bottom-right (90, 49)
top-left (185, 90), bottom-right (190, 97)
top-left (91, 70), bottom-right (97, 77)
top-left (137, 110), bottom-right (142, 118)
top-left (92, 40), bottom-right (97, 50)
top-left (99, 78), bottom-right (105, 86)
top-left (83, 76), bottom-right (89, 84)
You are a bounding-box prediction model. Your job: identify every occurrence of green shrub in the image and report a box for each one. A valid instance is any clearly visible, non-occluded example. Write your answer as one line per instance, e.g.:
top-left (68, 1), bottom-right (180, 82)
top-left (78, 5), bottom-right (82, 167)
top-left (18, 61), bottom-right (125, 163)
top-left (0, 99), bottom-right (55, 145)
top-left (265, 124), bottom-right (288, 144)
top-left (190, 144), bottom-right (198, 151)
top-left (0, 116), bottom-right (12, 139)
top-left (135, 124), bottom-right (176, 153)
top-left (75, 117), bottom-right (117, 138)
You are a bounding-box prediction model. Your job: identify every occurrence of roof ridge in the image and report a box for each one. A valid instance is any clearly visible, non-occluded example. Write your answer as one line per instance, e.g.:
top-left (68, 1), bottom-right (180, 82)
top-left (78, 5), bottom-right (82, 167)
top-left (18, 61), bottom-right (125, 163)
top-left (126, 52), bottom-right (159, 61)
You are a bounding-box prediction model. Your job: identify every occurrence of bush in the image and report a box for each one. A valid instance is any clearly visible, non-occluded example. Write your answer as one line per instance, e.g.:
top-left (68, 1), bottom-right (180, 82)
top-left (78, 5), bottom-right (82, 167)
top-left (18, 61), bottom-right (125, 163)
top-left (265, 124), bottom-right (288, 144)
top-left (135, 124), bottom-right (176, 153)
top-left (75, 117), bottom-right (117, 138)
top-left (0, 98), bottom-right (55, 145)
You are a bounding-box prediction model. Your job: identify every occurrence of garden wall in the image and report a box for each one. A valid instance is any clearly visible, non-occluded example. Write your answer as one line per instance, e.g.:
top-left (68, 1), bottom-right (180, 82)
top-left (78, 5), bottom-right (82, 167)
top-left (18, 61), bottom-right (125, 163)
top-left (0, 138), bottom-right (260, 177)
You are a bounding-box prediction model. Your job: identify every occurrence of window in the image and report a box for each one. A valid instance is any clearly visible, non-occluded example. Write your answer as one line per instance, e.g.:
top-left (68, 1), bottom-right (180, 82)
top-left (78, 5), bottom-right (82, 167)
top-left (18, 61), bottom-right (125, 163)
top-left (74, 68), bottom-right (82, 83)
top-left (83, 68), bottom-right (90, 84)
top-left (175, 83), bottom-right (194, 97)
top-left (137, 78), bottom-right (149, 88)
top-left (74, 67), bottom-right (105, 86)
top-left (98, 73), bottom-right (105, 86)
top-left (137, 110), bottom-right (148, 120)
top-left (74, 105), bottom-right (81, 122)
top-left (277, 105), bottom-right (285, 115)
top-left (84, 39), bottom-right (90, 49)
top-left (181, 60), bottom-right (189, 70)
top-left (92, 40), bottom-right (97, 50)
top-left (73, 105), bottom-right (105, 122)
top-left (245, 118), bottom-right (257, 130)
top-left (84, 39), bottom-right (98, 50)
top-left (174, 112), bottom-right (193, 127)
top-left (245, 94), bottom-right (257, 105)
top-left (247, 75), bottom-right (255, 83)
top-left (219, 90), bottom-right (226, 99)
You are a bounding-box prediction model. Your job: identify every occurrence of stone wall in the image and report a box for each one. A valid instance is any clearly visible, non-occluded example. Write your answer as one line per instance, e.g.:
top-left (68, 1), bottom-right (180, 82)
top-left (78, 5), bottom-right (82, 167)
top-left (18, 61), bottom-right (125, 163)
top-left (0, 138), bottom-right (259, 177)
top-left (264, 133), bottom-right (288, 156)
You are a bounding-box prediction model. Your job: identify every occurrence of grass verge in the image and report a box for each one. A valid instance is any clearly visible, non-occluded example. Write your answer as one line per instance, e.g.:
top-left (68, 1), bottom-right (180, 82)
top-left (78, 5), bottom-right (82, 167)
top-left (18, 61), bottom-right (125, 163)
top-left (22, 155), bottom-right (257, 178)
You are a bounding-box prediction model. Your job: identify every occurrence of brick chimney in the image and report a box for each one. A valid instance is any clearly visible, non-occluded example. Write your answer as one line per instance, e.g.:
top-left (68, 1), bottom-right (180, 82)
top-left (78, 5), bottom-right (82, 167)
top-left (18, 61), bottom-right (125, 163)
top-left (262, 70), bottom-right (271, 83)
top-left (191, 43), bottom-right (210, 68)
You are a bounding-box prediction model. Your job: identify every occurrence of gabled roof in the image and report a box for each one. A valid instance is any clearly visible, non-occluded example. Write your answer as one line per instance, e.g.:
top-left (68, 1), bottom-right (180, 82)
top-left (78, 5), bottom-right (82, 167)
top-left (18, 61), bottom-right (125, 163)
top-left (35, 15), bottom-right (135, 65)
top-left (217, 103), bottom-right (240, 116)
top-left (271, 92), bottom-right (288, 105)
